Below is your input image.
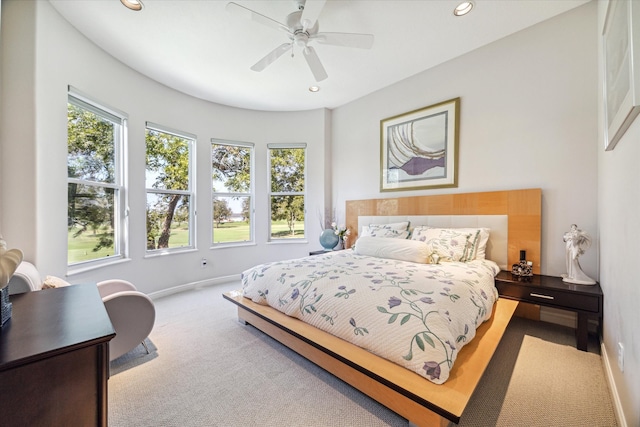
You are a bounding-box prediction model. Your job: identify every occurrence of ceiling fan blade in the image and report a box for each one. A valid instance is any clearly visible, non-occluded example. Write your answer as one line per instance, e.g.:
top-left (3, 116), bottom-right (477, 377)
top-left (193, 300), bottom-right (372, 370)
top-left (300, 0), bottom-right (326, 32)
top-left (226, 2), bottom-right (290, 34)
top-left (250, 43), bottom-right (291, 72)
top-left (313, 32), bottom-right (374, 49)
top-left (303, 46), bottom-right (328, 82)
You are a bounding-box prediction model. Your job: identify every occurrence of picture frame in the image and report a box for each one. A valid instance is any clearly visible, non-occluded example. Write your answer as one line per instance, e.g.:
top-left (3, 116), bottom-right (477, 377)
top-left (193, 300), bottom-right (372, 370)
top-left (603, 0), bottom-right (640, 151)
top-left (380, 97), bottom-right (459, 192)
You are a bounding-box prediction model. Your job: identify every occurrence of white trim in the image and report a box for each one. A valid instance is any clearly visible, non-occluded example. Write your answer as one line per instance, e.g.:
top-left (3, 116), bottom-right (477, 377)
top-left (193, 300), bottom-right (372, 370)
top-left (211, 140), bottom-right (255, 245)
top-left (68, 85), bottom-right (128, 121)
top-left (267, 144), bottom-right (307, 242)
top-left (267, 142), bottom-right (307, 149)
top-left (146, 121), bottom-right (197, 141)
top-left (147, 274), bottom-right (240, 300)
top-left (211, 138), bottom-right (255, 148)
top-left (67, 90), bottom-right (128, 268)
top-left (67, 257), bottom-right (131, 277)
top-left (145, 125), bottom-right (196, 252)
top-left (601, 340), bottom-right (629, 427)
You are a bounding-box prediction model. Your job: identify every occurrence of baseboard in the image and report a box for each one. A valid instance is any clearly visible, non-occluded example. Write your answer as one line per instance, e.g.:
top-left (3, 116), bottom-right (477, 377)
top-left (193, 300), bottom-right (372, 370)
top-left (147, 274), bottom-right (241, 300)
top-left (540, 306), bottom-right (576, 328)
top-left (601, 340), bottom-right (628, 427)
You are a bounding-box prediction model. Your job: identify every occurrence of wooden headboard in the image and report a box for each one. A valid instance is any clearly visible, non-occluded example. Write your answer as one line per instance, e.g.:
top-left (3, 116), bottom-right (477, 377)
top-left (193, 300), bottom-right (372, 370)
top-left (345, 188), bottom-right (542, 274)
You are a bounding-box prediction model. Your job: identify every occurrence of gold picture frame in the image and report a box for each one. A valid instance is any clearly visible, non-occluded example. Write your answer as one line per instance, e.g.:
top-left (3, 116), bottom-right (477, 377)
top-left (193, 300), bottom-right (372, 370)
top-left (603, 0), bottom-right (640, 150)
top-left (380, 98), bottom-right (459, 192)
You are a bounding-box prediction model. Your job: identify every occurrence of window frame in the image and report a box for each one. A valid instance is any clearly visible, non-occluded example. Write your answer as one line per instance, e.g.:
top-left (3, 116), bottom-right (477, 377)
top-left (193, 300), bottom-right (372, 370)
top-left (67, 87), bottom-right (128, 271)
top-left (267, 143), bottom-right (307, 242)
top-left (145, 122), bottom-right (196, 255)
top-left (211, 139), bottom-right (255, 247)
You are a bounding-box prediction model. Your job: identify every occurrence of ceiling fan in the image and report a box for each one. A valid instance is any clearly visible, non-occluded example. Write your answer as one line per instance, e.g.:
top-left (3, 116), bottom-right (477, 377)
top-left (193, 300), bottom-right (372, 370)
top-left (226, 0), bottom-right (374, 82)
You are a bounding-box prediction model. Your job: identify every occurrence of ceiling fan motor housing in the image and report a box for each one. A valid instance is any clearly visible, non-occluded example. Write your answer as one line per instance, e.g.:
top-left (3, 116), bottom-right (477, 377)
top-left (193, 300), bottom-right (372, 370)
top-left (287, 10), bottom-right (319, 38)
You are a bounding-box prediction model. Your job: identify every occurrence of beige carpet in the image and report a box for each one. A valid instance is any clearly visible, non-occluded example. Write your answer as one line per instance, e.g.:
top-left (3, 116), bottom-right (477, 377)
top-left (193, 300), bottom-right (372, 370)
top-left (108, 282), bottom-right (617, 426)
top-left (494, 336), bottom-right (615, 427)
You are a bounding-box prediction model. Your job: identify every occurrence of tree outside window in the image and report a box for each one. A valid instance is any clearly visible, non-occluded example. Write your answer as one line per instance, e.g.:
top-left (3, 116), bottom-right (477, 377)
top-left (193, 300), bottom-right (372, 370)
top-left (211, 140), bottom-right (253, 244)
top-left (269, 145), bottom-right (306, 240)
top-left (146, 124), bottom-right (194, 251)
top-left (67, 93), bottom-right (126, 266)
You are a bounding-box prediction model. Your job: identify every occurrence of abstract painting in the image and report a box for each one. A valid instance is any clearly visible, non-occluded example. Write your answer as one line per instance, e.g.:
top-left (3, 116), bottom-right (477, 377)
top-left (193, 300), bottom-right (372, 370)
top-left (603, 0), bottom-right (640, 150)
top-left (380, 98), bottom-right (459, 192)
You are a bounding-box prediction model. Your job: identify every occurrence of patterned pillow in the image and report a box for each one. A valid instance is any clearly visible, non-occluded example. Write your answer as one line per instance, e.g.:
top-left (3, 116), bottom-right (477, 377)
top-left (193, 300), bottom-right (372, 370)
top-left (410, 227), bottom-right (489, 262)
top-left (42, 275), bottom-right (72, 289)
top-left (361, 222), bottom-right (410, 239)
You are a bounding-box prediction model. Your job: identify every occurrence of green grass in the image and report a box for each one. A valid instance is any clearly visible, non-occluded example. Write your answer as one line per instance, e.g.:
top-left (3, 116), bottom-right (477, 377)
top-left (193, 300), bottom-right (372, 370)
top-left (213, 221), bottom-right (251, 243)
top-left (69, 220), bottom-right (306, 263)
top-left (213, 220), bottom-right (305, 242)
top-left (68, 229), bottom-right (116, 264)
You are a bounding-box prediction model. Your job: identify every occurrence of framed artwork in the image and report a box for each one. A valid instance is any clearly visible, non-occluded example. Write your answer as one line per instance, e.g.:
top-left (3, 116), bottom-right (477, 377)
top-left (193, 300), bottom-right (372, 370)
top-left (380, 97), bottom-right (459, 192)
top-left (603, 0), bottom-right (640, 151)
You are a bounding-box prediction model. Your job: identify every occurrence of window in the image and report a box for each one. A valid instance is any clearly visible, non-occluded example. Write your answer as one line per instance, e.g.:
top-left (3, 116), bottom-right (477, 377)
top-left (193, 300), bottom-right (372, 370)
top-left (67, 89), bottom-right (127, 266)
top-left (211, 140), bottom-right (254, 245)
top-left (268, 144), bottom-right (306, 240)
top-left (145, 123), bottom-right (195, 252)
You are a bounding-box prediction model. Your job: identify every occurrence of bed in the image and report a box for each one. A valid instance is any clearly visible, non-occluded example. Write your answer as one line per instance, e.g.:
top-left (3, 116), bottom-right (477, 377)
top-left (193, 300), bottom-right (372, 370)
top-left (224, 189), bottom-right (541, 426)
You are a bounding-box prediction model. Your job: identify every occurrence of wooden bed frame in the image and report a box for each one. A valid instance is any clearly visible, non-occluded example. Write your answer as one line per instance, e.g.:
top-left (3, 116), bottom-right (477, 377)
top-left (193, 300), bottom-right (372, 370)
top-left (224, 189), bottom-right (541, 426)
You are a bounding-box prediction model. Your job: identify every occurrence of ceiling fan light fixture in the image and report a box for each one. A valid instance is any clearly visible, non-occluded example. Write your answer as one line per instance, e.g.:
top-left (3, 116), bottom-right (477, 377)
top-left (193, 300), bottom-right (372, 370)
top-left (453, 1), bottom-right (474, 16)
top-left (121, 0), bottom-right (144, 11)
top-left (309, 86), bottom-right (320, 92)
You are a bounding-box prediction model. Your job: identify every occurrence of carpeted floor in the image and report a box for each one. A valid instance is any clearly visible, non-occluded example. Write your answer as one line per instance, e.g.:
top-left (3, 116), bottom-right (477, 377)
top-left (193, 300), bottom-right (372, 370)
top-left (108, 282), bottom-right (617, 426)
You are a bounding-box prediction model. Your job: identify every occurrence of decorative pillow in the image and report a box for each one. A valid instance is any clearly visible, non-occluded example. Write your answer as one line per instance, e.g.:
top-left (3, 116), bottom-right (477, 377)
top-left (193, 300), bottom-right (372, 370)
top-left (360, 222), bottom-right (410, 239)
top-left (410, 227), bottom-right (490, 262)
top-left (42, 275), bottom-right (72, 289)
top-left (354, 236), bottom-right (429, 263)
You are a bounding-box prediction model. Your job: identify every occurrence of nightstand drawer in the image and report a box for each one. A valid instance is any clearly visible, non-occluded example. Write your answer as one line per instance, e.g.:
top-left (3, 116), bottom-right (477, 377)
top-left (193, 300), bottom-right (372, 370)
top-left (495, 282), bottom-right (600, 313)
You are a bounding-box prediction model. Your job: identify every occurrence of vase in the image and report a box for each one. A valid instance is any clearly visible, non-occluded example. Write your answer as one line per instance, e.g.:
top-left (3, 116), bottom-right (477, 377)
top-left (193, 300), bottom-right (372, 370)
top-left (319, 229), bottom-right (339, 250)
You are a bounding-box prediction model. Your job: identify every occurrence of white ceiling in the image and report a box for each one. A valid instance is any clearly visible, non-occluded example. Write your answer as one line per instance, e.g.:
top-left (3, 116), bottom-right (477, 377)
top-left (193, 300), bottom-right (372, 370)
top-left (49, 0), bottom-right (590, 112)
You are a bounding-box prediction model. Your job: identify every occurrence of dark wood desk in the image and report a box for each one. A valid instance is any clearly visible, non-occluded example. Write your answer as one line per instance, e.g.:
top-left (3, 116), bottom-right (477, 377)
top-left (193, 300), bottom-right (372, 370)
top-left (495, 271), bottom-right (603, 351)
top-left (0, 284), bottom-right (115, 426)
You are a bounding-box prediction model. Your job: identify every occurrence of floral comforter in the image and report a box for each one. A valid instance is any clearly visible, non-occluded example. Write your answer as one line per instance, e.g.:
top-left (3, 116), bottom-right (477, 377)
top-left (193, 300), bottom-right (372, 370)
top-left (241, 250), bottom-right (499, 384)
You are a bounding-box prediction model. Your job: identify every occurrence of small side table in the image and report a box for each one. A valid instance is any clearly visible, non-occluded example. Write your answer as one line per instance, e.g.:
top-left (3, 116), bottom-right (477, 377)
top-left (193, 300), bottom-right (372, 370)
top-left (309, 249), bottom-right (333, 256)
top-left (494, 271), bottom-right (603, 351)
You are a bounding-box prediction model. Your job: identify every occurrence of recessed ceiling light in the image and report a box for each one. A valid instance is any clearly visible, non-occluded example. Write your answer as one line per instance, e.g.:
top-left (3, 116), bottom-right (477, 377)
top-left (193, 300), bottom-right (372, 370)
top-left (309, 86), bottom-right (320, 92)
top-left (453, 1), bottom-right (474, 16)
top-left (121, 0), bottom-right (144, 11)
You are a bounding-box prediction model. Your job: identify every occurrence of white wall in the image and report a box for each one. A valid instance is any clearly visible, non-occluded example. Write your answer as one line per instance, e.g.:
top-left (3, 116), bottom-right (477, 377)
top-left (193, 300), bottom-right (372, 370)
top-left (332, 2), bottom-right (598, 279)
top-left (332, 2), bottom-right (640, 425)
top-left (597, 0), bottom-right (640, 424)
top-left (0, 0), bottom-right (330, 294)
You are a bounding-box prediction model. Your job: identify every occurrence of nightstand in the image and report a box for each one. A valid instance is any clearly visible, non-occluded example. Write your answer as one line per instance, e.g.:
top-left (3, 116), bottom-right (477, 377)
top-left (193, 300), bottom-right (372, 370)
top-left (309, 249), bottom-right (331, 256)
top-left (494, 271), bottom-right (603, 351)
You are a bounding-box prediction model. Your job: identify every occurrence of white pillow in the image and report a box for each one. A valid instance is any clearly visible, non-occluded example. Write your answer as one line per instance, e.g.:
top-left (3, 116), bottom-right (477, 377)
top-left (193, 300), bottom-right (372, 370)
top-left (410, 227), bottom-right (490, 262)
top-left (360, 222), bottom-right (410, 239)
top-left (355, 236), bottom-right (429, 263)
top-left (42, 275), bottom-right (72, 289)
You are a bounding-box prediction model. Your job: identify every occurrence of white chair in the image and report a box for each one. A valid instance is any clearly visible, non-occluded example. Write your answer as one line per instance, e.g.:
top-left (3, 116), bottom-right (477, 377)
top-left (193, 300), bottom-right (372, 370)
top-left (7, 261), bottom-right (43, 294)
top-left (97, 279), bottom-right (156, 361)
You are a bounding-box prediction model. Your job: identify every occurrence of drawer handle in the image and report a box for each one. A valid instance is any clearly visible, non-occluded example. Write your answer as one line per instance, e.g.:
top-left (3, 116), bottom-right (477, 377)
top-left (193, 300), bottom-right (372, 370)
top-left (530, 293), bottom-right (554, 300)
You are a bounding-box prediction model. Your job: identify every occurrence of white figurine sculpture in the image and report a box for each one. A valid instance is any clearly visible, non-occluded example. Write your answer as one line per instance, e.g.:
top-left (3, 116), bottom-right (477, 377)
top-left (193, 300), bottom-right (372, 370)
top-left (562, 224), bottom-right (596, 285)
top-left (0, 235), bottom-right (23, 289)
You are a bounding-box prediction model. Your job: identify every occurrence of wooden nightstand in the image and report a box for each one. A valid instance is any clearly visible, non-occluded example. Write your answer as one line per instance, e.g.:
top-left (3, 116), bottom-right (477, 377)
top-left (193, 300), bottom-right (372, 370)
top-left (494, 271), bottom-right (603, 351)
top-left (0, 284), bottom-right (115, 426)
top-left (309, 249), bottom-right (332, 256)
